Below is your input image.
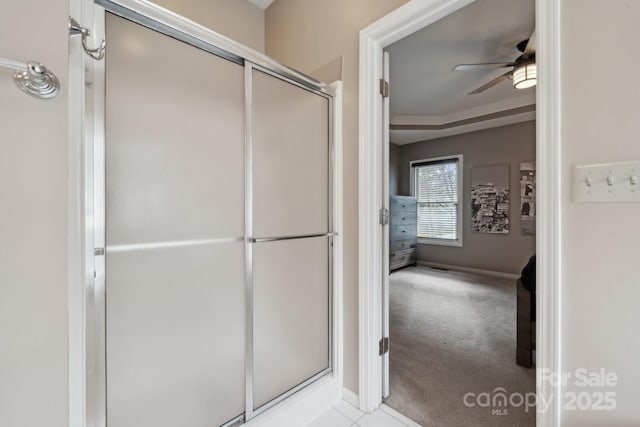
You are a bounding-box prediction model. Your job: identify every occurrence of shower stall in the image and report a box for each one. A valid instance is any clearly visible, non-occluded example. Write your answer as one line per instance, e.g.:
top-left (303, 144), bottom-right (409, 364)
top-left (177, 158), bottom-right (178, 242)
top-left (81, 2), bottom-right (339, 426)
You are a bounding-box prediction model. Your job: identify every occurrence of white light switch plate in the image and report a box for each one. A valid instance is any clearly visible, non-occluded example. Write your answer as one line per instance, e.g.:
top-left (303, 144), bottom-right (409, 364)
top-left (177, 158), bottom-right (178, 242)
top-left (572, 161), bottom-right (640, 202)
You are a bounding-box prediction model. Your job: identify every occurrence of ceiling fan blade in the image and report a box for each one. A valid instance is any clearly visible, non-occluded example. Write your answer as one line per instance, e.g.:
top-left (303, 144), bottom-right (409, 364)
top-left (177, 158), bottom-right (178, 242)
top-left (525, 29), bottom-right (537, 53)
top-left (468, 71), bottom-right (512, 95)
top-left (453, 62), bottom-right (515, 71)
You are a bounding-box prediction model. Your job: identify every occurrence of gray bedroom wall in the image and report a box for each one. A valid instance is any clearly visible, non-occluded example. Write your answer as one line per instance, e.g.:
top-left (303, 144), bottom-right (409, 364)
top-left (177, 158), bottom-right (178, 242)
top-left (396, 121), bottom-right (536, 275)
top-left (389, 142), bottom-right (400, 196)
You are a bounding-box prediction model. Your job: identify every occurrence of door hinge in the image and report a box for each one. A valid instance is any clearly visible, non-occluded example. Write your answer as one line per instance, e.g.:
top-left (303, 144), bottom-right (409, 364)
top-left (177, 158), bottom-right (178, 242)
top-left (94, 247), bottom-right (105, 256)
top-left (379, 208), bottom-right (389, 225)
top-left (379, 78), bottom-right (389, 98)
top-left (379, 337), bottom-right (389, 355)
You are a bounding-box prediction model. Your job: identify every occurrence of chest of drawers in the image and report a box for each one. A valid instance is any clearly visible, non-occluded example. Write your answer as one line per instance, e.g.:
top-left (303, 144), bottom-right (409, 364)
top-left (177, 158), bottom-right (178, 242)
top-left (389, 196), bottom-right (417, 271)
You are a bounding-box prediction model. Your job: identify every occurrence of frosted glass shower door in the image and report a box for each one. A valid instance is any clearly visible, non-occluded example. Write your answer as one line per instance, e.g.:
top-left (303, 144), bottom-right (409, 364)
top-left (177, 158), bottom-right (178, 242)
top-left (104, 14), bottom-right (245, 427)
top-left (251, 68), bottom-right (332, 410)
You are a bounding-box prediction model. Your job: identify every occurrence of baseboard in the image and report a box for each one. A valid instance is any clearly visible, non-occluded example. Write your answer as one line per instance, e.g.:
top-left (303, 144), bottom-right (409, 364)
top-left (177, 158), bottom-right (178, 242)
top-left (243, 376), bottom-right (341, 427)
top-left (417, 261), bottom-right (520, 280)
top-left (341, 387), bottom-right (359, 408)
top-left (380, 404), bottom-right (423, 427)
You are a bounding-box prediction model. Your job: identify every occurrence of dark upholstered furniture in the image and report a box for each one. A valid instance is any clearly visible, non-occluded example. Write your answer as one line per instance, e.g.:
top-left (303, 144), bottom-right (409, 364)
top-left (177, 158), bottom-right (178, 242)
top-left (516, 279), bottom-right (535, 367)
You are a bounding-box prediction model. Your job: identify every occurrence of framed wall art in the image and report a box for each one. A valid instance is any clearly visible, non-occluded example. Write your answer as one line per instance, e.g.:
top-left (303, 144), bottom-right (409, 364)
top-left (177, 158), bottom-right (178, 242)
top-left (471, 165), bottom-right (510, 234)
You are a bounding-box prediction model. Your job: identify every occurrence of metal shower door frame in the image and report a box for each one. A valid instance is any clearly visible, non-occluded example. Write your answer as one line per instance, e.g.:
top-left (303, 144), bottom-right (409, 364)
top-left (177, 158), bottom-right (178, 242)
top-left (243, 61), bottom-right (335, 421)
top-left (84, 1), bottom-right (337, 426)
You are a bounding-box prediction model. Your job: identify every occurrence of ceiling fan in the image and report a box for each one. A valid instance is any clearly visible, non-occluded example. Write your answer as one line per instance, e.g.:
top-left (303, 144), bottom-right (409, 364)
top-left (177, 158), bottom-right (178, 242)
top-left (452, 30), bottom-right (537, 95)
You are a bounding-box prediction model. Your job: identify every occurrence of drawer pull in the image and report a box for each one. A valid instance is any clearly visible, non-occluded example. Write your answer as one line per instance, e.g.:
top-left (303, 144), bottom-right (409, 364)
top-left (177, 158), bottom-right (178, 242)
top-left (402, 217), bottom-right (406, 220)
top-left (401, 204), bottom-right (406, 208)
top-left (402, 230), bottom-right (406, 233)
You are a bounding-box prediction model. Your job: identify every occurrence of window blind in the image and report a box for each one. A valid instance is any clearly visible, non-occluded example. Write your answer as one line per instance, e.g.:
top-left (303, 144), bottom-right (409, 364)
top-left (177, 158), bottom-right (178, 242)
top-left (414, 159), bottom-right (459, 240)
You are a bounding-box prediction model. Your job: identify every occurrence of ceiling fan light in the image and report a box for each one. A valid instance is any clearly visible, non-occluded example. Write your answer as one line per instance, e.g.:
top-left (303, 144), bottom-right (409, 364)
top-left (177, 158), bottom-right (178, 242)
top-left (513, 63), bottom-right (537, 89)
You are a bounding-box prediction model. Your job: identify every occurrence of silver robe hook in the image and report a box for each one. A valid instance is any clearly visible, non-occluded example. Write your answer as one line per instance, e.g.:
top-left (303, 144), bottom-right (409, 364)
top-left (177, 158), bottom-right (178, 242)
top-left (69, 16), bottom-right (106, 61)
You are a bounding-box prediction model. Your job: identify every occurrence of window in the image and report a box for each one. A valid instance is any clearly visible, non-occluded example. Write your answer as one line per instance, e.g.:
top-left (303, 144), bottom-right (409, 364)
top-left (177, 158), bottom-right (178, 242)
top-left (411, 155), bottom-right (463, 246)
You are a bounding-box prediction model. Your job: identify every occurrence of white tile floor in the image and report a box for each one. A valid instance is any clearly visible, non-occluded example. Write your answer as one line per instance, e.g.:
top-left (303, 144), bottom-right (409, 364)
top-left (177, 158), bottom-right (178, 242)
top-left (306, 400), bottom-right (422, 427)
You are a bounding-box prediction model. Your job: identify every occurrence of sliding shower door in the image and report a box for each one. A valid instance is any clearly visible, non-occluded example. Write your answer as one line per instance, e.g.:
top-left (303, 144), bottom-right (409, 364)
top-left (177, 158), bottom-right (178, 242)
top-left (104, 14), bottom-right (245, 427)
top-left (99, 7), bottom-right (334, 427)
top-left (250, 68), bottom-right (332, 411)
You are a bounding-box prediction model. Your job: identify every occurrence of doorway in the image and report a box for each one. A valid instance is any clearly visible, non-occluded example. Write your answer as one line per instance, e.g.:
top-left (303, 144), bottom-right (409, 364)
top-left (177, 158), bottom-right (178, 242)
top-left (358, 0), bottom-right (561, 426)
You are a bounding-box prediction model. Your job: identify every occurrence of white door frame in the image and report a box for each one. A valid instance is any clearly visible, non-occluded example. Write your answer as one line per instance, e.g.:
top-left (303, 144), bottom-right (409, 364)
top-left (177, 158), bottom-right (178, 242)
top-left (357, 1), bottom-right (562, 427)
top-left (381, 51), bottom-right (390, 400)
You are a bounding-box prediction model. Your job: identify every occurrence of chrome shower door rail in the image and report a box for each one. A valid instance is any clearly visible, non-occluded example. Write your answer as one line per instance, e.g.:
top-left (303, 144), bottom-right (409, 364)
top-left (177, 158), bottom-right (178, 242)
top-left (94, 0), bottom-right (335, 96)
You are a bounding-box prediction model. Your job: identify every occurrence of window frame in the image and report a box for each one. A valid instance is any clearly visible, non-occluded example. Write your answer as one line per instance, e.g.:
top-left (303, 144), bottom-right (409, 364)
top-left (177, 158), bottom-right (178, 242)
top-left (410, 154), bottom-right (464, 247)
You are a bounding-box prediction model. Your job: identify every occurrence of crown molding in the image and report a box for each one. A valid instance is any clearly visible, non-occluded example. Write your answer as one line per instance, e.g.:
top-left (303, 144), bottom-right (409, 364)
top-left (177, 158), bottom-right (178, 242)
top-left (390, 111), bottom-right (535, 144)
top-left (389, 92), bottom-right (536, 143)
top-left (391, 104), bottom-right (535, 130)
top-left (390, 92), bottom-right (535, 127)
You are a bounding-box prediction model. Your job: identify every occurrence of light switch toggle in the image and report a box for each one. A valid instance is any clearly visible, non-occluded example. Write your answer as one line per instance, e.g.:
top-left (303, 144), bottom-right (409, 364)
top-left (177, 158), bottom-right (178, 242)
top-left (573, 161), bottom-right (640, 202)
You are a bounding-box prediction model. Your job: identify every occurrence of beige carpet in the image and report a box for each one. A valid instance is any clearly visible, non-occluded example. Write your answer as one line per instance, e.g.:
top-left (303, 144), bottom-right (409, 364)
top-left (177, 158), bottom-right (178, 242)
top-left (384, 266), bottom-right (536, 427)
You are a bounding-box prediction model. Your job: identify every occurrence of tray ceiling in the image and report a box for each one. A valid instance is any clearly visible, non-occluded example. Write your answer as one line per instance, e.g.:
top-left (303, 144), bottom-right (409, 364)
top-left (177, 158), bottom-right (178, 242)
top-left (386, 0), bottom-right (535, 143)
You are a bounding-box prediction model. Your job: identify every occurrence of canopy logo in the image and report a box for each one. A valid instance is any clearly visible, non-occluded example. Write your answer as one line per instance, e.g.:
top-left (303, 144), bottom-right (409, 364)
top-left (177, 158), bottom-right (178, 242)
top-left (463, 388), bottom-right (538, 415)
top-left (462, 368), bottom-right (618, 416)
